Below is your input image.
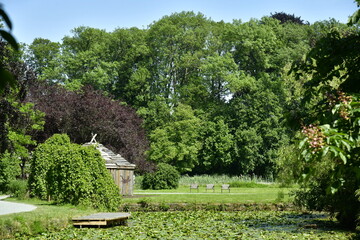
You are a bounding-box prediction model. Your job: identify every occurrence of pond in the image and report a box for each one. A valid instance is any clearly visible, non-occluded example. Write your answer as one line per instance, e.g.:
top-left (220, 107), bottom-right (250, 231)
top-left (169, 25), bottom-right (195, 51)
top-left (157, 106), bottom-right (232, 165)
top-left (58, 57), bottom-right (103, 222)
top-left (26, 211), bottom-right (356, 239)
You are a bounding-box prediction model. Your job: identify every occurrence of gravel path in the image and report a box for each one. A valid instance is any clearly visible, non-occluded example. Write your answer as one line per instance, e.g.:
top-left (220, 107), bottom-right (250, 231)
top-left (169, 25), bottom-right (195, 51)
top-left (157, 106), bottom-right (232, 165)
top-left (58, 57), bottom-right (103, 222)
top-left (0, 195), bottom-right (37, 215)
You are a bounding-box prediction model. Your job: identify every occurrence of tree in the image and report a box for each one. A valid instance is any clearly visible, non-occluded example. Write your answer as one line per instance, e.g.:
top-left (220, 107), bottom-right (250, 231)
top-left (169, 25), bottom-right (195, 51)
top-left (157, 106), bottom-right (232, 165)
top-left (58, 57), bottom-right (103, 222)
top-left (270, 12), bottom-right (308, 25)
top-left (147, 104), bottom-right (202, 173)
top-left (0, 37), bottom-right (44, 192)
top-left (194, 118), bottom-right (234, 174)
top-left (29, 134), bottom-right (121, 210)
top-left (26, 83), bottom-right (151, 173)
top-left (25, 38), bottom-right (62, 82)
top-left (146, 11), bottom-right (210, 107)
top-left (227, 76), bottom-right (287, 177)
top-left (293, 14), bottom-right (360, 228)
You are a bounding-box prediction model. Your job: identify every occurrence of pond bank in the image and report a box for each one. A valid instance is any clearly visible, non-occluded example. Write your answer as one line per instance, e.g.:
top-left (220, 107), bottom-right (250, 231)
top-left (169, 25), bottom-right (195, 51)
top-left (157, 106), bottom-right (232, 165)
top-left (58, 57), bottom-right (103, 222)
top-left (120, 202), bottom-right (296, 212)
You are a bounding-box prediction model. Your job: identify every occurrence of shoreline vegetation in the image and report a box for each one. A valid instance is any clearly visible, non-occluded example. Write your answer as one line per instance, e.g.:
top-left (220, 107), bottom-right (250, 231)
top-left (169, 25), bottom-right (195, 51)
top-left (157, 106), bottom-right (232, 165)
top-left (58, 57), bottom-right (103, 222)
top-left (0, 181), bottom-right (357, 239)
top-left (0, 197), bottom-right (356, 239)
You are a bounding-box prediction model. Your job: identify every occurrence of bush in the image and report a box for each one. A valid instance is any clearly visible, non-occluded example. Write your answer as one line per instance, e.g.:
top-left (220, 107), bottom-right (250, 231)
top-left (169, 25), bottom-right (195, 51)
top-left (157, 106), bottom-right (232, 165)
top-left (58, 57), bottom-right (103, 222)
top-left (29, 134), bottom-right (121, 211)
top-left (294, 170), bottom-right (360, 229)
top-left (8, 179), bottom-right (28, 199)
top-left (141, 163), bottom-right (180, 190)
top-left (0, 152), bottom-right (21, 193)
top-left (229, 181), bottom-right (269, 188)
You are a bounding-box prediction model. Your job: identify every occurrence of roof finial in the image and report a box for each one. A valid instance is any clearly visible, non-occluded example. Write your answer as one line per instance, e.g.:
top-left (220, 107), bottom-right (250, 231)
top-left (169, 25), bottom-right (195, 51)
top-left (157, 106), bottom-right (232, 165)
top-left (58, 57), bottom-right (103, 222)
top-left (90, 133), bottom-right (97, 144)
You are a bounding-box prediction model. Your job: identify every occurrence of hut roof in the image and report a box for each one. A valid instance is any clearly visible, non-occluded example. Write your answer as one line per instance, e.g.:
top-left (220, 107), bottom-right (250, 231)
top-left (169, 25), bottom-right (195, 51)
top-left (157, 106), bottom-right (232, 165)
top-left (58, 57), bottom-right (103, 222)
top-left (83, 142), bottom-right (136, 170)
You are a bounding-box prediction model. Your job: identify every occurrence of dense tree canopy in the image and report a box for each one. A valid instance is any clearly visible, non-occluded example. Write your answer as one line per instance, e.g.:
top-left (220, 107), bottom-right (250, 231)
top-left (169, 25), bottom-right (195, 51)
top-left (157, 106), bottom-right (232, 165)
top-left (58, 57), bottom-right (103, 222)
top-left (21, 11), bottom-right (348, 177)
top-left (25, 82), bottom-right (151, 173)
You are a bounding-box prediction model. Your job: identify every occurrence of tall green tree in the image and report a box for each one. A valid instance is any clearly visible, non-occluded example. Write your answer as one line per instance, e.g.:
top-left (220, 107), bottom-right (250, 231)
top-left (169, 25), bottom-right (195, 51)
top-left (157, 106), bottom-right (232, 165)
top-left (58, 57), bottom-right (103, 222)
top-left (148, 104), bottom-right (202, 173)
top-left (146, 11), bottom-right (210, 106)
top-left (25, 38), bottom-right (61, 81)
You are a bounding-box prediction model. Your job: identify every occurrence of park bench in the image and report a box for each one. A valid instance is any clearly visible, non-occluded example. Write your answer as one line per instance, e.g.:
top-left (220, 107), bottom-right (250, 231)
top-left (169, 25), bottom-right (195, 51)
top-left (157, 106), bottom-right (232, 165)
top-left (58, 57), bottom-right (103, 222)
top-left (205, 184), bottom-right (215, 192)
top-left (190, 183), bottom-right (199, 192)
top-left (221, 184), bottom-right (230, 193)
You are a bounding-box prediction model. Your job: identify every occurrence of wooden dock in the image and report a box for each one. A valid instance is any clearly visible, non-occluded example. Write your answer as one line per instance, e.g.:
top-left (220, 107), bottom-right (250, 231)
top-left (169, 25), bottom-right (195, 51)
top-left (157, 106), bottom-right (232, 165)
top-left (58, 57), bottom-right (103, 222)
top-left (72, 212), bottom-right (131, 228)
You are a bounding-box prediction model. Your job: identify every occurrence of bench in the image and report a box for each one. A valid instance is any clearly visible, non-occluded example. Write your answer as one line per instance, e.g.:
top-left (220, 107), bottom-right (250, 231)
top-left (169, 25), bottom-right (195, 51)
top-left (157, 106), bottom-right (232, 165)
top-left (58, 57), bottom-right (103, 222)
top-left (206, 184), bottom-right (215, 192)
top-left (190, 184), bottom-right (199, 192)
top-left (221, 184), bottom-right (230, 193)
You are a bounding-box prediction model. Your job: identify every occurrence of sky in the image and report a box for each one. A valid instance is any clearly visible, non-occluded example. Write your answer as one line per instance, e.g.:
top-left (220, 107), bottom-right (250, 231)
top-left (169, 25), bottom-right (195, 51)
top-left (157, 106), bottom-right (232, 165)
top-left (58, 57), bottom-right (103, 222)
top-left (1, 0), bottom-right (358, 44)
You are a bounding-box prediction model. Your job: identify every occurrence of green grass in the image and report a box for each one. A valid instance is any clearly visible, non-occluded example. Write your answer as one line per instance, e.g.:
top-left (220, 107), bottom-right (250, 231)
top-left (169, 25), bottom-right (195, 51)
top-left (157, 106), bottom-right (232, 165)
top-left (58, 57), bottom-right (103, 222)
top-left (126, 186), bottom-right (294, 204)
top-left (178, 174), bottom-right (274, 185)
top-left (130, 174), bottom-right (295, 204)
top-left (134, 174), bottom-right (280, 190)
top-left (0, 198), bottom-right (97, 239)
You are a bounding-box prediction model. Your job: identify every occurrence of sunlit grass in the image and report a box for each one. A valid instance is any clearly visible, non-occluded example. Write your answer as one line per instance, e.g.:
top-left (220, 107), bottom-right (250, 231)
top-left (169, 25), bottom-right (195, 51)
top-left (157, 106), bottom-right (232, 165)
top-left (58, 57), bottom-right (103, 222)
top-left (127, 187), bottom-right (294, 204)
top-left (0, 198), bottom-right (96, 239)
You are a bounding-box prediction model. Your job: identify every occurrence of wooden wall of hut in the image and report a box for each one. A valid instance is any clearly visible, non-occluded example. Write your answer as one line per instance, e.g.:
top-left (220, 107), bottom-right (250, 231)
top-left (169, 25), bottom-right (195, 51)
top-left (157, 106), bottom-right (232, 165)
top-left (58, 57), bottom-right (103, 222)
top-left (107, 168), bottom-right (134, 196)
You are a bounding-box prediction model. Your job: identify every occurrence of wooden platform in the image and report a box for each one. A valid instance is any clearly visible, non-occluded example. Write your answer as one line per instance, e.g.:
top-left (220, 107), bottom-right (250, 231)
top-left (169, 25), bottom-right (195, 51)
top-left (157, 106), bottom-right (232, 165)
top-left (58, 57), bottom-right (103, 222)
top-left (72, 212), bottom-right (131, 228)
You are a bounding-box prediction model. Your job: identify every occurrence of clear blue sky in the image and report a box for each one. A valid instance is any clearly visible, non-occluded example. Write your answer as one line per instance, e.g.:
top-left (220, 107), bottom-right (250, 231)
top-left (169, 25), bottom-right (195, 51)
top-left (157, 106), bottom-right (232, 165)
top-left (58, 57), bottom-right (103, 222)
top-left (1, 0), bottom-right (358, 44)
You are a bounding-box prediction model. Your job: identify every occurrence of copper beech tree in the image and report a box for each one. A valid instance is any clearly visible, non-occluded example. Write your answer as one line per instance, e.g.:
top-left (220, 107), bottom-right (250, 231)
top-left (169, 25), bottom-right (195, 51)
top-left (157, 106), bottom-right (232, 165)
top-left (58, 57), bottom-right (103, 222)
top-left (26, 82), bottom-right (152, 173)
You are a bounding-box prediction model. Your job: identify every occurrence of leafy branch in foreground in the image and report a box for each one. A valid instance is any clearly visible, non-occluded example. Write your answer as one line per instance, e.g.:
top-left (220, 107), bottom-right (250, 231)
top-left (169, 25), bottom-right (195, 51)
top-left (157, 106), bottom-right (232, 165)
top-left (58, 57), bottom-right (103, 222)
top-left (0, 4), bottom-right (18, 93)
top-left (294, 23), bottom-right (360, 228)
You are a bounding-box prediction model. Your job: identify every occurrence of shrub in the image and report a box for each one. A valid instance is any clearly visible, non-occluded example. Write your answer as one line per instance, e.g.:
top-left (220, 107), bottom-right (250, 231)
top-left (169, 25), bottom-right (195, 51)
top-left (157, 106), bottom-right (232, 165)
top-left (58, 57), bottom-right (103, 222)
top-left (0, 152), bottom-right (21, 193)
top-left (141, 163), bottom-right (180, 190)
top-left (8, 179), bottom-right (28, 199)
top-left (229, 181), bottom-right (268, 188)
top-left (29, 134), bottom-right (121, 211)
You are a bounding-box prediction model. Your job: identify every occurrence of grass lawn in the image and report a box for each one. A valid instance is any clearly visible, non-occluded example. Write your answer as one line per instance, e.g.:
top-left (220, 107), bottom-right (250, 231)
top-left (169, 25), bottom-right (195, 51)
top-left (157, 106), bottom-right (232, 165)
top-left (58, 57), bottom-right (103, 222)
top-left (124, 186), bottom-right (294, 204)
top-left (0, 198), bottom-right (97, 239)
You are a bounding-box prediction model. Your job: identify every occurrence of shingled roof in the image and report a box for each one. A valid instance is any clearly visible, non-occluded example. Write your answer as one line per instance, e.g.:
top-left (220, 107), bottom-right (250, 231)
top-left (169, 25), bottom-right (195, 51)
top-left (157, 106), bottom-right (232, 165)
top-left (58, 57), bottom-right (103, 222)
top-left (83, 142), bottom-right (136, 170)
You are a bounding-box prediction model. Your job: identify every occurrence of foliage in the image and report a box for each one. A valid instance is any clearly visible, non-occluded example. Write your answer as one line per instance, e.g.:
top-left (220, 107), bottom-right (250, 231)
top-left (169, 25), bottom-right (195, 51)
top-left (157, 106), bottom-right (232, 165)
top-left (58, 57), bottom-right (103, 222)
top-left (195, 119), bottom-right (234, 174)
top-left (228, 77), bottom-right (288, 177)
top-left (0, 4), bottom-right (18, 93)
top-left (0, 39), bottom-right (44, 191)
top-left (0, 152), bottom-right (20, 192)
top-left (270, 12), bottom-right (308, 25)
top-left (292, 18), bottom-right (360, 228)
top-left (25, 38), bottom-right (61, 81)
top-left (21, 11), bottom-right (353, 177)
top-left (147, 104), bottom-right (202, 173)
top-left (0, 198), bottom-right (97, 239)
top-left (29, 134), bottom-right (121, 210)
top-left (22, 211), bottom-right (356, 239)
top-left (179, 174), bottom-right (273, 186)
top-left (348, 0), bottom-right (360, 25)
top-left (141, 163), bottom-right (180, 190)
top-left (7, 179), bottom-right (28, 199)
top-left (26, 83), bottom-right (151, 173)
top-left (275, 143), bottom-right (304, 185)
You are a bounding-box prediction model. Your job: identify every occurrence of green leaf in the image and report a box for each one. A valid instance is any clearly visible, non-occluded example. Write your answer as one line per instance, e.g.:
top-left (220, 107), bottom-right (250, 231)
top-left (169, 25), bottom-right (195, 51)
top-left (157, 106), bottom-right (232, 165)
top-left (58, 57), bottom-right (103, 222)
top-left (330, 186), bottom-right (338, 194)
top-left (0, 7), bottom-right (13, 30)
top-left (329, 146), bottom-right (339, 157)
top-left (0, 68), bottom-right (16, 93)
top-left (299, 137), bottom-right (308, 149)
top-left (0, 30), bottom-right (19, 51)
top-left (340, 139), bottom-right (352, 152)
top-left (322, 146), bottom-right (329, 157)
top-left (339, 151), bottom-right (347, 164)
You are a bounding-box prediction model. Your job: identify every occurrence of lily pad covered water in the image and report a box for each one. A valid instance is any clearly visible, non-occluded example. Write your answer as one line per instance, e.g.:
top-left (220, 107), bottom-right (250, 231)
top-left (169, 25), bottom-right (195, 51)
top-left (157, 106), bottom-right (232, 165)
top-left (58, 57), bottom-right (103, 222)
top-left (26, 211), bottom-right (355, 239)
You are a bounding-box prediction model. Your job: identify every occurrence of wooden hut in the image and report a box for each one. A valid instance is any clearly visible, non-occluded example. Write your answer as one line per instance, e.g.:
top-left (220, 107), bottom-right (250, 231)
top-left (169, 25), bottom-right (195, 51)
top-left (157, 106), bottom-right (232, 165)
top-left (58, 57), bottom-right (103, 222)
top-left (84, 137), bottom-right (136, 196)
